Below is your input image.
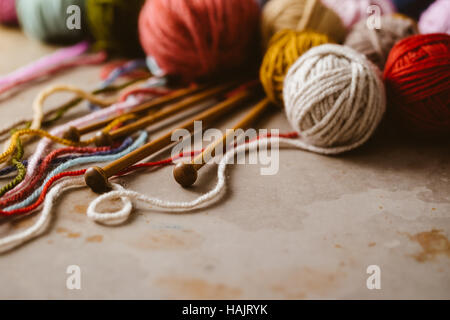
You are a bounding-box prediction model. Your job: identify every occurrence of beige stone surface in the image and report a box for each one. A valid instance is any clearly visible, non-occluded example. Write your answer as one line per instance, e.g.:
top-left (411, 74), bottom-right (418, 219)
top-left (0, 26), bottom-right (449, 300)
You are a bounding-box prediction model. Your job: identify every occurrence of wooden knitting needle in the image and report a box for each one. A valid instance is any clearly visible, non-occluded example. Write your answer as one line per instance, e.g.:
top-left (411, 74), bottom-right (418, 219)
top-left (92, 81), bottom-right (241, 146)
top-left (44, 77), bottom-right (147, 127)
top-left (84, 89), bottom-right (257, 193)
top-left (62, 82), bottom-right (211, 142)
top-left (173, 98), bottom-right (271, 187)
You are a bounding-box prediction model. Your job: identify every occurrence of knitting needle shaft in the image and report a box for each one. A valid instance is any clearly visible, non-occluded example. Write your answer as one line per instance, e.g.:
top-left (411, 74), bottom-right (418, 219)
top-left (44, 77), bottom-right (147, 126)
top-left (173, 98), bottom-right (271, 187)
top-left (63, 82), bottom-right (210, 141)
top-left (84, 90), bottom-right (256, 193)
top-left (94, 81), bottom-right (239, 146)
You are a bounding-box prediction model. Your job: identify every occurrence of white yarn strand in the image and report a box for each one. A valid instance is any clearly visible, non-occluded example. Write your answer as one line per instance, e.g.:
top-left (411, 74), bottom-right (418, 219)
top-left (0, 178), bottom-right (84, 253)
top-left (0, 178), bottom-right (129, 253)
top-left (0, 127), bottom-right (384, 251)
top-left (87, 137), bottom-right (314, 224)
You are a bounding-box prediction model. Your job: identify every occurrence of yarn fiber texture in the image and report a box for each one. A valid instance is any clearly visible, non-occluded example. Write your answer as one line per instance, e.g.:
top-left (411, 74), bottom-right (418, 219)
top-left (139, 0), bottom-right (260, 81)
top-left (345, 14), bottom-right (418, 70)
top-left (283, 44), bottom-right (386, 154)
top-left (16, 0), bottom-right (87, 43)
top-left (322, 0), bottom-right (395, 29)
top-left (0, 0), bottom-right (17, 24)
top-left (87, 0), bottom-right (145, 56)
top-left (419, 0), bottom-right (450, 35)
top-left (260, 29), bottom-right (331, 105)
top-left (256, 0), bottom-right (270, 8)
top-left (261, 0), bottom-right (346, 47)
top-left (391, 0), bottom-right (434, 20)
top-left (383, 33), bottom-right (450, 136)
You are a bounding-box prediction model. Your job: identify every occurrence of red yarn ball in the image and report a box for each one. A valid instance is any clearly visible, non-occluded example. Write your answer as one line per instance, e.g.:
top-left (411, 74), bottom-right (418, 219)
top-left (138, 0), bottom-right (260, 81)
top-left (384, 33), bottom-right (450, 136)
top-left (0, 0), bottom-right (17, 25)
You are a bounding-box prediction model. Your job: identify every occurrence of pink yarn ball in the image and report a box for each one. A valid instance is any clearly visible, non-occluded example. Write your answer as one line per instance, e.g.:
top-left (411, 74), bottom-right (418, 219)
top-left (0, 0), bottom-right (17, 25)
top-left (322, 0), bottom-right (395, 29)
top-left (419, 0), bottom-right (450, 35)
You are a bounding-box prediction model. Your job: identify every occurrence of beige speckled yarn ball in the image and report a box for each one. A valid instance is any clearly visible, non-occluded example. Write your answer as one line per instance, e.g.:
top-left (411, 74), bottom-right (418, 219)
top-left (345, 14), bottom-right (418, 70)
top-left (261, 0), bottom-right (347, 47)
top-left (283, 44), bottom-right (386, 154)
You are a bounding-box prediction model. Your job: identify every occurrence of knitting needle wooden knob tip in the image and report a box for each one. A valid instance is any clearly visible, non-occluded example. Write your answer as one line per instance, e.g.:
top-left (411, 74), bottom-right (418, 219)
top-left (84, 166), bottom-right (111, 194)
top-left (62, 126), bottom-right (81, 142)
top-left (95, 131), bottom-right (113, 147)
top-left (173, 162), bottom-right (198, 188)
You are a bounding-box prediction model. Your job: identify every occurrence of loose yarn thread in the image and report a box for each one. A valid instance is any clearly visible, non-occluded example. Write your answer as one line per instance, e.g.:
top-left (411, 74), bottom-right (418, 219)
top-left (2, 95), bottom-right (145, 199)
top-left (86, 135), bottom-right (303, 224)
top-left (0, 41), bottom-right (106, 97)
top-left (2, 144), bottom-right (195, 218)
top-left (0, 78), bottom-right (141, 143)
top-left (0, 133), bottom-right (300, 251)
top-left (88, 59), bottom-right (148, 110)
top-left (0, 85), bottom-right (119, 164)
top-left (0, 177), bottom-right (86, 252)
top-left (30, 84), bottom-right (117, 131)
top-left (0, 136), bottom-right (26, 197)
top-left (3, 133), bottom-right (147, 212)
top-left (0, 142), bottom-right (135, 208)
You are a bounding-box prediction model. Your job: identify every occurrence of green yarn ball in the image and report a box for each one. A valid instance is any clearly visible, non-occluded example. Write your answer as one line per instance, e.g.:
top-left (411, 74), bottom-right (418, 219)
top-left (16, 0), bottom-right (87, 44)
top-left (86, 0), bottom-right (145, 56)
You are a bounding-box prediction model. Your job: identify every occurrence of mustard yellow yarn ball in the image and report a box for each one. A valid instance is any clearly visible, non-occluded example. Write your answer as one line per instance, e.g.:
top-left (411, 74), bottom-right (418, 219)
top-left (260, 29), bottom-right (332, 105)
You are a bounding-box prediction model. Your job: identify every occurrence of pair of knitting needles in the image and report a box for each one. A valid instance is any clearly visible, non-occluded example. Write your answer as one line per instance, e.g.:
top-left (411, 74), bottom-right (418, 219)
top-left (173, 97), bottom-right (271, 187)
top-left (62, 81), bottom-right (238, 146)
top-left (84, 90), bottom-right (271, 193)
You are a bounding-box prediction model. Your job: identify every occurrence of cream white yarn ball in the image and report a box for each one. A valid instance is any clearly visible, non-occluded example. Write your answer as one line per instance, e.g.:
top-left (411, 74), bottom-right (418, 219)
top-left (283, 44), bottom-right (386, 154)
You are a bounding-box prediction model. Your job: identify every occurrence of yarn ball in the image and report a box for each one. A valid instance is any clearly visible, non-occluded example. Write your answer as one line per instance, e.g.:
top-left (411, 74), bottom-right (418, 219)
top-left (261, 0), bottom-right (347, 47)
top-left (86, 0), bottom-right (145, 56)
top-left (256, 0), bottom-right (270, 7)
top-left (383, 33), bottom-right (450, 136)
top-left (139, 0), bottom-right (260, 81)
top-left (391, 0), bottom-right (434, 20)
top-left (16, 0), bottom-right (87, 43)
top-left (345, 14), bottom-right (418, 70)
top-left (283, 44), bottom-right (386, 154)
top-left (419, 0), bottom-right (450, 35)
top-left (260, 29), bottom-right (331, 105)
top-left (322, 0), bottom-right (395, 29)
top-left (0, 0), bottom-right (17, 25)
